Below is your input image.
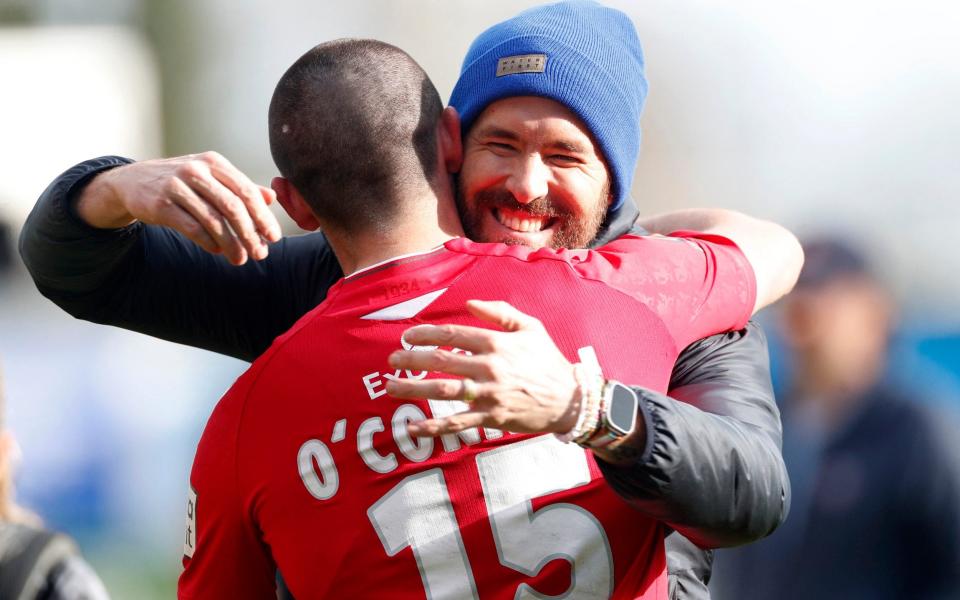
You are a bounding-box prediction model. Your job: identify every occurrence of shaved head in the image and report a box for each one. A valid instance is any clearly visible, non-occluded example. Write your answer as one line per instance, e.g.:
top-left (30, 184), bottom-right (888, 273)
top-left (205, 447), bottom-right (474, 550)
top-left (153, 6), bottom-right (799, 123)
top-left (269, 39), bottom-right (444, 235)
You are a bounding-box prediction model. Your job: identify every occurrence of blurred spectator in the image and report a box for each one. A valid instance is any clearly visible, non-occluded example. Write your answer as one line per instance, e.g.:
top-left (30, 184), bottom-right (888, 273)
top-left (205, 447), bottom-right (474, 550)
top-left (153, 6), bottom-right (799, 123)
top-left (0, 362), bottom-right (110, 599)
top-left (712, 238), bottom-right (960, 600)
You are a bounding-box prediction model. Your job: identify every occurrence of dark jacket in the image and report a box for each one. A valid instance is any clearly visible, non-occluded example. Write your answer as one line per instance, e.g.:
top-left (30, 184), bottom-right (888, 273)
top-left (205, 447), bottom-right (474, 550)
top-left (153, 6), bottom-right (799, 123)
top-left (19, 157), bottom-right (791, 599)
top-left (712, 386), bottom-right (960, 600)
top-left (0, 522), bottom-right (110, 600)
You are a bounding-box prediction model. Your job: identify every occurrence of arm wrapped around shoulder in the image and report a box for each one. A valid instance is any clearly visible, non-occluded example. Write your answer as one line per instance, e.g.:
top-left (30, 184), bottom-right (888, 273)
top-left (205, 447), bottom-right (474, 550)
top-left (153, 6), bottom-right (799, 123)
top-left (596, 321), bottom-right (790, 548)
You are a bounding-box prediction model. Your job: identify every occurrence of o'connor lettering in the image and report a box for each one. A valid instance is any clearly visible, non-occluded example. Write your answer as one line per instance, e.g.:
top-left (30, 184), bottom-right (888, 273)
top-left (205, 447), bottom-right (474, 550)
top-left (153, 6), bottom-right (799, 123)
top-left (297, 395), bottom-right (507, 502)
top-left (300, 344), bottom-right (502, 501)
top-left (298, 344), bottom-right (600, 503)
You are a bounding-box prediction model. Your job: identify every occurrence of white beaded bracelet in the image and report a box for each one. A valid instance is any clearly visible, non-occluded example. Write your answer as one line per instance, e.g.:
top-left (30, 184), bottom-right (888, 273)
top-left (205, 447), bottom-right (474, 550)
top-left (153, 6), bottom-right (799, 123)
top-left (555, 363), bottom-right (604, 444)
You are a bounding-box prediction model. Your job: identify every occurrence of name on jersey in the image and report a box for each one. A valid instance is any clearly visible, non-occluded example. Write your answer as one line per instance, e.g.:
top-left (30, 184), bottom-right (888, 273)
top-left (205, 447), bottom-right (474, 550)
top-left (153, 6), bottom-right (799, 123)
top-left (297, 350), bottom-right (503, 503)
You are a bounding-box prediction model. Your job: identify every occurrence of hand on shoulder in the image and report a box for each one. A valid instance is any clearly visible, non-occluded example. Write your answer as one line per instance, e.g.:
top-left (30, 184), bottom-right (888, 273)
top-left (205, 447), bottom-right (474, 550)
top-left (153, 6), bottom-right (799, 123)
top-left (76, 151), bottom-right (282, 265)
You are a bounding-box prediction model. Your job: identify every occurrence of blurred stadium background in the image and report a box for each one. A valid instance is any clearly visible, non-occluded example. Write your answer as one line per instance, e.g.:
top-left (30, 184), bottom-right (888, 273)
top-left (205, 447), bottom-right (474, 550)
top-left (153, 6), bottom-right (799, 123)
top-left (0, 0), bottom-right (957, 597)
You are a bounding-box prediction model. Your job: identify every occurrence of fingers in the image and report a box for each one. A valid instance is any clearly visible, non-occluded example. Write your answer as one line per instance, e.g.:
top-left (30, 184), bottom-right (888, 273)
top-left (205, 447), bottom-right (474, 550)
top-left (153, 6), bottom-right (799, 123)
top-left (386, 377), bottom-right (486, 402)
top-left (197, 172), bottom-right (266, 261)
top-left (385, 376), bottom-right (492, 437)
top-left (166, 152), bottom-right (281, 263)
top-left (466, 299), bottom-right (542, 333)
top-left (388, 349), bottom-right (485, 379)
top-left (258, 185), bottom-right (276, 207)
top-left (398, 301), bottom-right (542, 355)
top-left (205, 152), bottom-right (282, 243)
top-left (178, 154), bottom-right (267, 261)
top-left (400, 324), bottom-right (497, 354)
top-left (167, 177), bottom-right (248, 264)
top-left (162, 202), bottom-right (220, 256)
top-left (386, 377), bottom-right (493, 437)
top-left (407, 413), bottom-right (487, 437)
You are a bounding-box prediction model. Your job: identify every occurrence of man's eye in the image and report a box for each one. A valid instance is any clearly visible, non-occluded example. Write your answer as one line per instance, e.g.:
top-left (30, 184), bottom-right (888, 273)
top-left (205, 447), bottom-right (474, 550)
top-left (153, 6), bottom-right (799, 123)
top-left (551, 154), bottom-right (579, 164)
top-left (488, 142), bottom-right (515, 151)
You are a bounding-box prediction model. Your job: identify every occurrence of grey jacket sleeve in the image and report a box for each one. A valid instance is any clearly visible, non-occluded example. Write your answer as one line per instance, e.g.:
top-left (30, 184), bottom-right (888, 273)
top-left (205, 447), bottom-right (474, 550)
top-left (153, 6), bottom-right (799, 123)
top-left (598, 323), bottom-right (791, 549)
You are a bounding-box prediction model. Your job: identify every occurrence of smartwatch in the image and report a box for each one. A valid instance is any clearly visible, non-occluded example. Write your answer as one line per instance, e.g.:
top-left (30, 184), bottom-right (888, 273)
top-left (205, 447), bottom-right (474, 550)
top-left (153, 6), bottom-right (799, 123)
top-left (586, 380), bottom-right (638, 448)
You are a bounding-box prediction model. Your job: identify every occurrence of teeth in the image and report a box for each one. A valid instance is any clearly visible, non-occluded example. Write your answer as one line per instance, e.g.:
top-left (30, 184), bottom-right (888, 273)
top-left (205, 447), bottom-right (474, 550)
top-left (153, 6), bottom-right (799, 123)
top-left (496, 209), bottom-right (547, 233)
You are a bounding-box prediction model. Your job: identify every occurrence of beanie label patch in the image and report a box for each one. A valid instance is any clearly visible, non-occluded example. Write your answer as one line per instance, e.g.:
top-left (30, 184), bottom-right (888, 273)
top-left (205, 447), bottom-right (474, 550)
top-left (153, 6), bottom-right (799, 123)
top-left (496, 54), bottom-right (547, 77)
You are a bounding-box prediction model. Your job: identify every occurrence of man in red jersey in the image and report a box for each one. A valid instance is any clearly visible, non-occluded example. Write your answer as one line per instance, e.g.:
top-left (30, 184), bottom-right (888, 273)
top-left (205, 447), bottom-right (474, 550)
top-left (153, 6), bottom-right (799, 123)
top-left (179, 39), bottom-right (794, 600)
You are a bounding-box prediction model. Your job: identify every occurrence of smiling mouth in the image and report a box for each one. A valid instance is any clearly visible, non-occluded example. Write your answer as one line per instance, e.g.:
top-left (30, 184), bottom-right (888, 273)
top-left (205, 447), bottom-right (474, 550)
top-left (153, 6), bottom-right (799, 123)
top-left (493, 207), bottom-right (557, 233)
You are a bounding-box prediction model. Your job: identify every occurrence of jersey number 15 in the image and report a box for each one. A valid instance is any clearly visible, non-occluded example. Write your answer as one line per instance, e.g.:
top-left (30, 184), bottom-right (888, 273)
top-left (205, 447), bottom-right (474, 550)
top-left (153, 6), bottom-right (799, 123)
top-left (367, 435), bottom-right (615, 599)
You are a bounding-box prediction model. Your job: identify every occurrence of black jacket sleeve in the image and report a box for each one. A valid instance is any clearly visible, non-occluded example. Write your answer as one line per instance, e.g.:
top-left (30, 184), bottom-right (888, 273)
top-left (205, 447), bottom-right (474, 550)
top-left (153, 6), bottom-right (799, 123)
top-left (593, 200), bottom-right (790, 552)
top-left (598, 323), bottom-right (790, 548)
top-left (19, 157), bottom-right (343, 361)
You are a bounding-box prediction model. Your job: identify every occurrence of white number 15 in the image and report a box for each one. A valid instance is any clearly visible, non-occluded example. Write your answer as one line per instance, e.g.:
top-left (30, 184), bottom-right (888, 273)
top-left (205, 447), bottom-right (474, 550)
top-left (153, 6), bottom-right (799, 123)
top-left (368, 435), bottom-right (614, 600)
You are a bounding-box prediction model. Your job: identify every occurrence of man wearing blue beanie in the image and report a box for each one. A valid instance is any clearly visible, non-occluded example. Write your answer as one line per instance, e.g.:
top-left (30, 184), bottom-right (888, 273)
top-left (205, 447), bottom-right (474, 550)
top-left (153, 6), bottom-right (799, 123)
top-left (21, 2), bottom-right (792, 599)
top-left (441, 3), bottom-right (788, 599)
top-left (451, 0), bottom-right (646, 224)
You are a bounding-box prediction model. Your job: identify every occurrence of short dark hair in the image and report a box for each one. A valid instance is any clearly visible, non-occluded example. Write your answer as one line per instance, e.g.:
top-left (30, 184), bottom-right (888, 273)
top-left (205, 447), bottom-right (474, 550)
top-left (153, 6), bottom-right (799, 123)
top-left (269, 39), bottom-right (443, 235)
top-left (796, 238), bottom-right (876, 290)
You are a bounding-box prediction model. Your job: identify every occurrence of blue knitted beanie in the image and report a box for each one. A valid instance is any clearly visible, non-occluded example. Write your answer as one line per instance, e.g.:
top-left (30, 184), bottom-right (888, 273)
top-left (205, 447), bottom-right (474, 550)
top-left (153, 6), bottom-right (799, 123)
top-left (450, 0), bottom-right (647, 213)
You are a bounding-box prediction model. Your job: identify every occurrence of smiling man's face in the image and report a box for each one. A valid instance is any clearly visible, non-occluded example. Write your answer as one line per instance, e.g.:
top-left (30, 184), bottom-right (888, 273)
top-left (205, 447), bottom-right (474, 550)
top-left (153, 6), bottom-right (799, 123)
top-left (456, 96), bottom-right (611, 249)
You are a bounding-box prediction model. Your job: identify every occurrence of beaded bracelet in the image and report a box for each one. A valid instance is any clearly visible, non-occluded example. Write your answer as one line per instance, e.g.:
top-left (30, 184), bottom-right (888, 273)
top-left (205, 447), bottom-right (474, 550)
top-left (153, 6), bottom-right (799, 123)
top-left (555, 363), bottom-right (605, 444)
top-left (572, 370), bottom-right (605, 446)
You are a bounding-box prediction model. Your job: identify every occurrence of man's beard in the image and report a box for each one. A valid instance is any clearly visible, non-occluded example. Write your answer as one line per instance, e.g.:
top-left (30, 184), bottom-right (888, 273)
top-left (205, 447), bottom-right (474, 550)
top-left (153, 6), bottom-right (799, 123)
top-left (455, 184), bottom-right (608, 249)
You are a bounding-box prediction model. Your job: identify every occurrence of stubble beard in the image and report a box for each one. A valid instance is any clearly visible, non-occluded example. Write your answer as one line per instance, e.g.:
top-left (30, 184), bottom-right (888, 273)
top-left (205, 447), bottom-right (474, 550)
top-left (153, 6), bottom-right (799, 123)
top-left (455, 184), bottom-right (608, 250)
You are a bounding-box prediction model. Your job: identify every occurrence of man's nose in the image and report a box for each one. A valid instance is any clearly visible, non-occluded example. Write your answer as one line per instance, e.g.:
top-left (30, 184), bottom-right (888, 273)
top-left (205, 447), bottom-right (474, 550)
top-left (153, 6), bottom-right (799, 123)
top-left (504, 156), bottom-right (549, 205)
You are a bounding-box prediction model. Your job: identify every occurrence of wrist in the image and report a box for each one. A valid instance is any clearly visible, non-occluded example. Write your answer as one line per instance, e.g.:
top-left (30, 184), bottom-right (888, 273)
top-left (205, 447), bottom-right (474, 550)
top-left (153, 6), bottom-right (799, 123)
top-left (75, 166), bottom-right (137, 229)
top-left (576, 380), bottom-right (639, 450)
top-left (554, 363), bottom-right (582, 434)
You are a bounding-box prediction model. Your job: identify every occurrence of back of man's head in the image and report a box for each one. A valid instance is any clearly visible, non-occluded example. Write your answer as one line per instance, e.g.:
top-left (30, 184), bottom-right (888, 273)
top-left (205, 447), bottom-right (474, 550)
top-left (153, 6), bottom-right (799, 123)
top-left (449, 0), bottom-right (647, 216)
top-left (269, 39), bottom-right (444, 235)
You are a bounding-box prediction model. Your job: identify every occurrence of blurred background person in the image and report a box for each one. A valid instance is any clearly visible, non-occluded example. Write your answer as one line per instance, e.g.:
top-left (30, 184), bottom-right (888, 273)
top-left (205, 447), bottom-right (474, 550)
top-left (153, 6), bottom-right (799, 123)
top-left (0, 362), bottom-right (110, 599)
top-left (711, 238), bottom-right (960, 600)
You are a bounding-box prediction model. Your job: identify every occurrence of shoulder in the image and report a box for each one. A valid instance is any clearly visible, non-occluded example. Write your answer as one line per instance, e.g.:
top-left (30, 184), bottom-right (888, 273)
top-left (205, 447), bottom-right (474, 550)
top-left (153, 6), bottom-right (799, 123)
top-left (220, 297), bottom-right (337, 414)
top-left (47, 554), bottom-right (111, 600)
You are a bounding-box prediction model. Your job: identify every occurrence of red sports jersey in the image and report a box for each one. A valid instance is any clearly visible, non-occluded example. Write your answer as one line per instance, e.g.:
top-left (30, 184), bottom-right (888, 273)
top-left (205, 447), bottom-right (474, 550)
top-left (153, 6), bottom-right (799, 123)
top-left (179, 234), bottom-right (755, 600)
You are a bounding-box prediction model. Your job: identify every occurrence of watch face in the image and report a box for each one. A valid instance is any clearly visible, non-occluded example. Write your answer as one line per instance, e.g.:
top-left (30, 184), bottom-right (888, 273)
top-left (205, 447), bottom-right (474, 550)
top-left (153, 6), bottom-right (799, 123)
top-left (607, 383), bottom-right (638, 435)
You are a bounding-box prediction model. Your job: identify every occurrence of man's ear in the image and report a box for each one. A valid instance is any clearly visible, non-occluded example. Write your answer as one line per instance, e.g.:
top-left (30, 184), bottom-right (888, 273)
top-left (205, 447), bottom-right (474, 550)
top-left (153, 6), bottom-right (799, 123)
top-left (272, 177), bottom-right (320, 232)
top-left (439, 106), bottom-right (463, 174)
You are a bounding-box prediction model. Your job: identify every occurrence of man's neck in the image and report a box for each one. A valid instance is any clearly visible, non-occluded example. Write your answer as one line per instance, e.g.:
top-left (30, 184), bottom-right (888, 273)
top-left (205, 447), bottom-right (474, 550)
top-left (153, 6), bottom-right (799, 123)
top-left (331, 226), bottom-right (458, 275)
top-left (329, 190), bottom-right (464, 275)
